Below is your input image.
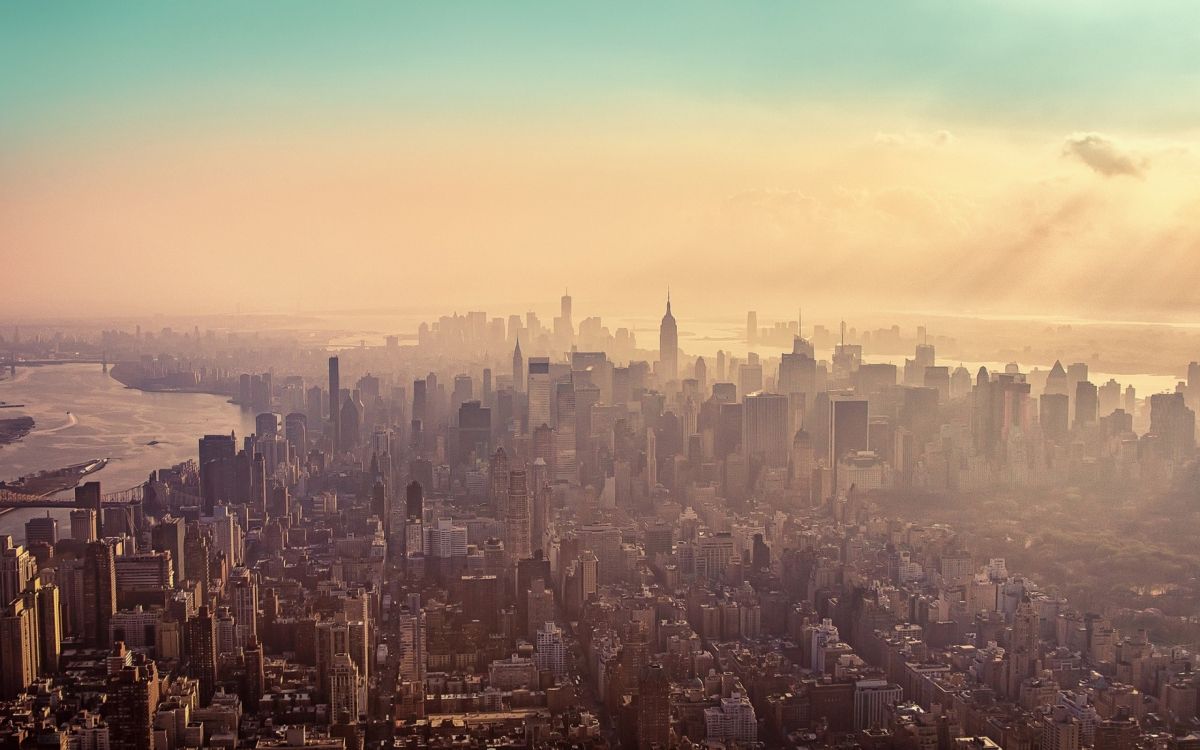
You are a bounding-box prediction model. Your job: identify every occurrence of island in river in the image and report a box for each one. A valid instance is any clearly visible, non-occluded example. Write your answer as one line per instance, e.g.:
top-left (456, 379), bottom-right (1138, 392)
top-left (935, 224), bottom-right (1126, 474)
top-left (0, 417), bottom-right (35, 447)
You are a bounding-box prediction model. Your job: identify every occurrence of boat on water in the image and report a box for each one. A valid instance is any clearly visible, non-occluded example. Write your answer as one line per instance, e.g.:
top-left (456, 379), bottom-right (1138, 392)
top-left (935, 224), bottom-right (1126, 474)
top-left (0, 457), bottom-right (110, 497)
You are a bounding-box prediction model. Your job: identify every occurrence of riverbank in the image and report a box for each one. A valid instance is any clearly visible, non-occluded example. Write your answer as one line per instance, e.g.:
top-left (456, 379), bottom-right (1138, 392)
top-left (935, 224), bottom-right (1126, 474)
top-left (0, 417), bottom-right (35, 447)
top-left (109, 362), bottom-right (234, 399)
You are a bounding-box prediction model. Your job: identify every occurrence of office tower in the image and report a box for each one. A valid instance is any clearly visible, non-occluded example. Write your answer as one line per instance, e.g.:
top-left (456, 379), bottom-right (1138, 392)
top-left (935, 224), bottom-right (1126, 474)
top-left (82, 541), bottom-right (117, 648)
top-left (973, 371), bottom-right (1031, 460)
top-left (404, 480), bottom-right (423, 520)
top-left (147, 518), bottom-right (184, 586)
top-left (284, 412), bottom-right (308, 454)
top-left (230, 568), bottom-right (258, 648)
top-left (198, 433), bottom-right (236, 512)
top-left (339, 391), bottom-right (361, 449)
top-left (184, 605), bottom-right (218, 704)
top-left (1041, 393), bottom-right (1070, 443)
top-left (1045, 360), bottom-right (1069, 396)
top-left (106, 654), bottom-right (159, 750)
top-left (0, 537), bottom-right (36, 605)
top-left (70, 509), bottom-right (98, 543)
top-left (1044, 706), bottom-right (1082, 750)
top-left (482, 367), bottom-right (492, 405)
top-left (396, 602), bottom-right (424, 686)
top-left (811, 618), bottom-right (840, 674)
top-left (716, 402), bottom-right (743, 459)
top-left (456, 400), bottom-right (491, 464)
top-left (329, 653), bottom-right (360, 725)
top-left (512, 338), bottom-right (524, 393)
top-left (328, 356), bottom-right (341, 454)
top-left (1149, 391), bottom-right (1196, 461)
top-left (255, 411), bottom-right (281, 438)
top-left (738, 362), bottom-right (763, 395)
top-left (251, 451), bottom-right (267, 514)
top-left (854, 679), bottom-right (903, 731)
top-left (489, 448), bottom-right (510, 518)
top-left (828, 398), bottom-right (869, 489)
top-left (554, 381), bottom-right (577, 483)
top-left (0, 595), bottom-right (38, 698)
top-left (24, 514), bottom-right (57, 547)
top-left (658, 293), bottom-right (678, 382)
top-left (561, 290), bottom-right (573, 332)
top-left (506, 469), bottom-right (532, 561)
top-left (743, 392), bottom-right (790, 468)
top-left (637, 663), bottom-right (671, 750)
top-left (1074, 381), bottom-right (1098, 428)
top-left (526, 578), bottom-right (555, 640)
top-left (243, 637), bottom-right (265, 712)
top-left (38, 584), bottom-right (62, 674)
top-left (527, 357), bottom-right (552, 431)
top-left (534, 621), bottom-right (567, 677)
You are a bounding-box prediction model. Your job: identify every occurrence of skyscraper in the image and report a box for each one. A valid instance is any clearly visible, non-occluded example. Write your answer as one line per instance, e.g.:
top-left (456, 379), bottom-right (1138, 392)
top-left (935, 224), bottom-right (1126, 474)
top-left (743, 392), bottom-right (790, 468)
top-left (506, 469), bottom-right (532, 561)
top-left (328, 356), bottom-right (341, 453)
top-left (828, 397), bottom-right (869, 491)
top-left (659, 293), bottom-right (678, 383)
top-left (82, 541), bottom-right (117, 649)
top-left (527, 357), bottom-right (552, 432)
top-left (512, 337), bottom-right (524, 393)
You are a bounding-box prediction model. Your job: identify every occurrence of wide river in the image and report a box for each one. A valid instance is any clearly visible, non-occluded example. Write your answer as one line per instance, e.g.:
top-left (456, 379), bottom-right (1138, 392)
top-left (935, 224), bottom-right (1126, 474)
top-left (0, 364), bottom-right (256, 543)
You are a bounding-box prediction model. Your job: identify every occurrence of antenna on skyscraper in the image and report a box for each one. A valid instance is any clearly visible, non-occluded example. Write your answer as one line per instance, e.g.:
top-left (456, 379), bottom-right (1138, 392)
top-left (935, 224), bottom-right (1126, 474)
top-left (840, 320), bottom-right (846, 346)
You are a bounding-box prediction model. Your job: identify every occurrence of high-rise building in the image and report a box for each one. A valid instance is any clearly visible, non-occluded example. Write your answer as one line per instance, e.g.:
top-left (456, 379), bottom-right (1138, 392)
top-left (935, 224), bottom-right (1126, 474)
top-left (658, 294), bottom-right (678, 383)
top-left (150, 516), bottom-right (186, 583)
top-left (0, 537), bottom-right (36, 605)
top-left (0, 595), bottom-right (38, 699)
top-left (82, 541), bottom-right (117, 649)
top-left (38, 584), bottom-right (62, 675)
top-left (828, 398), bottom-right (868, 490)
top-left (70, 508), bottom-right (98, 543)
top-left (743, 392), bottom-right (790, 468)
top-left (198, 434), bottom-right (236, 511)
top-left (329, 653), bottom-right (360, 725)
top-left (1074, 380), bottom-right (1098, 429)
top-left (512, 338), bottom-right (524, 394)
top-left (1040, 393), bottom-right (1070, 443)
top-left (328, 356), bottom-right (341, 453)
top-left (24, 514), bottom-right (58, 547)
top-left (534, 621), bottom-right (566, 677)
top-left (105, 653), bottom-right (159, 750)
top-left (637, 663), bottom-right (671, 750)
top-left (506, 469), bottom-right (532, 561)
top-left (405, 480), bottom-right (424, 520)
top-left (183, 605), bottom-right (218, 704)
top-left (527, 358), bottom-right (552, 432)
top-left (554, 381), bottom-right (577, 483)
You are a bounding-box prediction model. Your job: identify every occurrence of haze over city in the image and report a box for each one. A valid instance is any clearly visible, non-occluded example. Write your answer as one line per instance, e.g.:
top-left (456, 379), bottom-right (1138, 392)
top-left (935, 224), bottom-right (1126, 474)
top-left (4, 4), bottom-right (1200, 750)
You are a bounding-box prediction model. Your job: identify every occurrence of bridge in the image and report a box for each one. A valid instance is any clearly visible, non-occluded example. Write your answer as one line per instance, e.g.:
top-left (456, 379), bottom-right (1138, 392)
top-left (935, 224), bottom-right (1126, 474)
top-left (0, 483), bottom-right (144, 509)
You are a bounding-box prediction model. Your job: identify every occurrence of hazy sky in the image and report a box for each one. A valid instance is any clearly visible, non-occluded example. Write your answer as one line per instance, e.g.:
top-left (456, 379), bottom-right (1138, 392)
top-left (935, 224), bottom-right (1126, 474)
top-left (4, 2), bottom-right (1200, 321)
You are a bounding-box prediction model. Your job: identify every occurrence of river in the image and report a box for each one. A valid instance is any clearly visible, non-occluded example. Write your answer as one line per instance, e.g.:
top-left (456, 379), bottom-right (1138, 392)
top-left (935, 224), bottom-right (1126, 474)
top-left (0, 364), bottom-right (256, 543)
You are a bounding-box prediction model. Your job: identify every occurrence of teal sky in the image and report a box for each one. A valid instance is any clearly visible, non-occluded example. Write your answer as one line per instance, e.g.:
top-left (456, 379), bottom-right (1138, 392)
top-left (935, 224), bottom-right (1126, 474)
top-left (3, 1), bottom-right (1199, 148)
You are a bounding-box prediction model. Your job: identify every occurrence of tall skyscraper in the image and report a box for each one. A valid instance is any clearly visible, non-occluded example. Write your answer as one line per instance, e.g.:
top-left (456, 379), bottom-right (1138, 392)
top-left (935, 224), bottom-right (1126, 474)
top-left (82, 541), bottom-right (117, 649)
top-left (105, 654), bottom-right (159, 750)
top-left (658, 293), bottom-right (678, 383)
top-left (743, 392), bottom-right (790, 468)
top-left (184, 605), bottom-right (218, 704)
top-left (512, 337), bottom-right (524, 393)
top-left (505, 469), bottom-right (532, 561)
top-left (328, 356), bottom-right (341, 453)
top-left (0, 595), bottom-right (38, 699)
top-left (527, 357), bottom-right (552, 432)
top-left (828, 397), bottom-right (869, 491)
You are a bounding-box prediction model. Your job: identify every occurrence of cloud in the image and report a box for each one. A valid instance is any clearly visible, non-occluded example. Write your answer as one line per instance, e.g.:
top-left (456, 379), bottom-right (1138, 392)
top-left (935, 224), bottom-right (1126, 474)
top-left (874, 130), bottom-right (956, 147)
top-left (1063, 132), bottom-right (1146, 177)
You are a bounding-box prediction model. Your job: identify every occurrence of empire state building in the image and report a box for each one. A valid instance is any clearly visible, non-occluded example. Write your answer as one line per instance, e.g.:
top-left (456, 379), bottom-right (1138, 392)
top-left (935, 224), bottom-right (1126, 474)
top-left (659, 293), bottom-right (678, 383)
